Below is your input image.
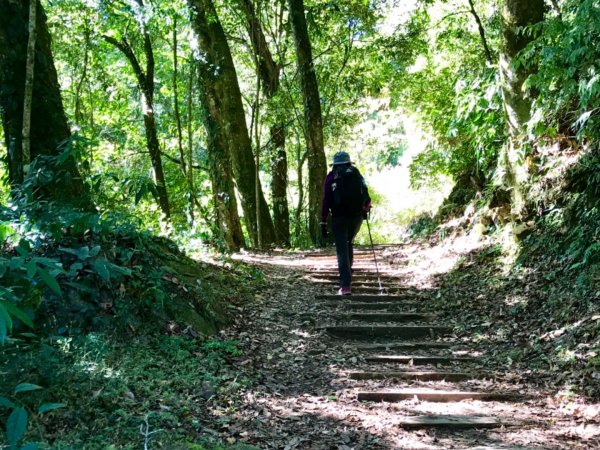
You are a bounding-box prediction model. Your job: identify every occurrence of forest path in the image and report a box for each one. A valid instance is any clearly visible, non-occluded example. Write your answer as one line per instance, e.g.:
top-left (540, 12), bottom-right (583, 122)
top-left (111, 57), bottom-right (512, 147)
top-left (207, 241), bottom-right (600, 449)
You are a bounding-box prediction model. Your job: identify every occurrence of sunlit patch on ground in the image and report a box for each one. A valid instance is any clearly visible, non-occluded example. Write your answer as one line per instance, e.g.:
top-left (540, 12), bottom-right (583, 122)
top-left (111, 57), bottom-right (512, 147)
top-left (218, 246), bottom-right (600, 449)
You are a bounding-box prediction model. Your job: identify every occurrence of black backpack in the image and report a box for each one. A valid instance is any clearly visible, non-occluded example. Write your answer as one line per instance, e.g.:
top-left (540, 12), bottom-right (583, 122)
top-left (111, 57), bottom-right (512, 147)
top-left (331, 165), bottom-right (366, 217)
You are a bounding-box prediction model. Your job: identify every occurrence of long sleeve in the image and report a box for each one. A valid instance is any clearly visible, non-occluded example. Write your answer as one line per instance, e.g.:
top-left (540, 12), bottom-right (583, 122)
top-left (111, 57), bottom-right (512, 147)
top-left (321, 171), bottom-right (334, 222)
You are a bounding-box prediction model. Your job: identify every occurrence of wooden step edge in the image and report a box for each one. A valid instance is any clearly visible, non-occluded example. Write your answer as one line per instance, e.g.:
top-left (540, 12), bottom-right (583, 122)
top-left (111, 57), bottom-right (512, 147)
top-left (320, 301), bottom-right (421, 309)
top-left (347, 371), bottom-right (478, 381)
top-left (325, 328), bottom-right (452, 339)
top-left (357, 390), bottom-right (513, 403)
top-left (396, 415), bottom-right (504, 429)
top-left (353, 341), bottom-right (454, 350)
top-left (315, 294), bottom-right (425, 301)
top-left (333, 313), bottom-right (437, 321)
top-left (364, 355), bottom-right (476, 364)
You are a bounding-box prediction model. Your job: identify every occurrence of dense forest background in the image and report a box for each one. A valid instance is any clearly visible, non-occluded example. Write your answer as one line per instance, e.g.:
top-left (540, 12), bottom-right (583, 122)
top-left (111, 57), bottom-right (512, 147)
top-left (1, 0), bottom-right (600, 447)
top-left (1, 0), bottom-right (598, 250)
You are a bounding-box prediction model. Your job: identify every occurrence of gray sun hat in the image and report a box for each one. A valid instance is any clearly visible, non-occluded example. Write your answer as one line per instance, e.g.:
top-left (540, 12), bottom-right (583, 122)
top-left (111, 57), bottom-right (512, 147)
top-left (332, 151), bottom-right (352, 166)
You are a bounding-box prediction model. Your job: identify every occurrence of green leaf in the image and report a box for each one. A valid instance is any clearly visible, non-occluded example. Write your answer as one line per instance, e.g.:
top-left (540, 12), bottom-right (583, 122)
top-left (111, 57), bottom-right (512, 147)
top-left (7, 407), bottom-right (28, 448)
top-left (16, 239), bottom-right (31, 257)
top-left (38, 403), bottom-right (66, 414)
top-left (14, 383), bottom-right (42, 394)
top-left (20, 443), bottom-right (40, 450)
top-left (0, 257), bottom-right (7, 277)
top-left (135, 184), bottom-right (147, 205)
top-left (92, 259), bottom-right (110, 282)
top-left (0, 303), bottom-right (14, 342)
top-left (37, 268), bottom-right (62, 296)
top-left (59, 246), bottom-right (90, 260)
top-left (1, 301), bottom-right (34, 329)
top-left (0, 396), bottom-right (16, 409)
top-left (9, 257), bottom-right (24, 270)
top-left (89, 245), bottom-right (101, 258)
top-left (25, 260), bottom-right (37, 278)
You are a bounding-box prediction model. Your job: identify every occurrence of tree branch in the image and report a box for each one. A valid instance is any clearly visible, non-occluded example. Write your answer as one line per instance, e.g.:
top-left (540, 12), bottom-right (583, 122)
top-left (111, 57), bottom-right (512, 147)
top-left (103, 34), bottom-right (148, 89)
top-left (467, 0), bottom-right (493, 63)
top-left (161, 150), bottom-right (207, 171)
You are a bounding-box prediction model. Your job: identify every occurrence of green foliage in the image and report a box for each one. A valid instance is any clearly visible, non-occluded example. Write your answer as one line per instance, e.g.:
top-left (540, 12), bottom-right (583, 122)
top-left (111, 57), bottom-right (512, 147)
top-left (384, 1), bottom-right (505, 191)
top-left (0, 382), bottom-right (65, 450)
top-left (523, 0), bottom-right (600, 139)
top-left (0, 333), bottom-right (250, 448)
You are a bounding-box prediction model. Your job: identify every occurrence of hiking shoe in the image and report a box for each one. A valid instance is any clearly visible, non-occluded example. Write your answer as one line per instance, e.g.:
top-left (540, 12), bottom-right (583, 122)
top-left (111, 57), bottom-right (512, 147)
top-left (338, 287), bottom-right (352, 295)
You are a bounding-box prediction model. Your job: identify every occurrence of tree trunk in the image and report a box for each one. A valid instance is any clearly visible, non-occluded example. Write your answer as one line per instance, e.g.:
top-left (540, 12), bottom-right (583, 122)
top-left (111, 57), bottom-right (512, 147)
top-left (103, 0), bottom-right (171, 219)
top-left (186, 58), bottom-right (198, 223)
top-left (188, 0), bottom-right (276, 247)
top-left (287, 0), bottom-right (327, 246)
top-left (198, 70), bottom-right (246, 251)
top-left (0, 0), bottom-right (91, 208)
top-left (497, 0), bottom-right (544, 213)
top-left (21, 0), bottom-right (36, 170)
top-left (236, 0), bottom-right (280, 97)
top-left (270, 125), bottom-right (290, 247)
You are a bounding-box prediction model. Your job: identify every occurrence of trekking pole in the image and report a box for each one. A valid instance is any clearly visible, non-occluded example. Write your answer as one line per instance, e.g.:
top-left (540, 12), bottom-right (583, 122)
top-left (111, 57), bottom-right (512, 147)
top-left (365, 215), bottom-right (384, 294)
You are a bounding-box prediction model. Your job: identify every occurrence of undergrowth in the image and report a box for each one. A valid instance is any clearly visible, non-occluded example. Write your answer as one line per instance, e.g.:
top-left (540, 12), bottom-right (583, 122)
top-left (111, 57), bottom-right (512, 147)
top-left (0, 203), bottom-right (264, 448)
top-left (428, 145), bottom-right (600, 399)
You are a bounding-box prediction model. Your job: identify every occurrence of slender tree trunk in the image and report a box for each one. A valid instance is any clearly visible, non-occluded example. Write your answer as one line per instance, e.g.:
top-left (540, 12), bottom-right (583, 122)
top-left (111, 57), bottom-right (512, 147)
top-left (0, 0), bottom-right (91, 208)
top-left (74, 24), bottom-right (90, 126)
top-left (254, 66), bottom-right (263, 249)
top-left (187, 58), bottom-right (198, 220)
top-left (173, 16), bottom-right (186, 176)
top-left (103, 0), bottom-right (171, 219)
top-left (188, 0), bottom-right (276, 247)
top-left (294, 147), bottom-right (307, 242)
top-left (467, 0), bottom-right (493, 63)
top-left (497, 0), bottom-right (544, 213)
top-left (270, 124), bottom-right (290, 247)
top-left (172, 17), bottom-right (196, 225)
top-left (22, 0), bottom-right (37, 171)
top-left (288, 0), bottom-right (327, 246)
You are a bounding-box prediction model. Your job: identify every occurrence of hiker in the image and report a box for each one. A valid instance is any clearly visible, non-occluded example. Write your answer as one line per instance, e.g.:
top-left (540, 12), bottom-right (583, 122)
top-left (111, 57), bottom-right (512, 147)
top-left (320, 151), bottom-right (371, 295)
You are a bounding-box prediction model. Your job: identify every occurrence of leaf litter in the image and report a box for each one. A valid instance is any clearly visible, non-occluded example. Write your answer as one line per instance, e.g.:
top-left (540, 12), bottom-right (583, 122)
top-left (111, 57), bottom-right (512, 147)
top-left (193, 240), bottom-right (600, 449)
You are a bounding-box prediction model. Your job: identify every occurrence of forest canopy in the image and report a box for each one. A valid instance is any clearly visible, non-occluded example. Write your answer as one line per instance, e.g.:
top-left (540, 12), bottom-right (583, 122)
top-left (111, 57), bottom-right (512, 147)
top-left (0, 0), bottom-right (598, 248)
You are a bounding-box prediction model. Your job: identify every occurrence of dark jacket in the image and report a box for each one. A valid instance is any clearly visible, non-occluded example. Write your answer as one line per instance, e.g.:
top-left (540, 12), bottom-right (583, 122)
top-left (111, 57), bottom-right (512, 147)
top-left (321, 164), bottom-right (371, 222)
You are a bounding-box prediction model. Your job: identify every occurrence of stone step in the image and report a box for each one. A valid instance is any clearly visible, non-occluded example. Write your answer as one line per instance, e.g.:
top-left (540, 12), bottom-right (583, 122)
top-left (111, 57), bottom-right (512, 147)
top-left (333, 312), bottom-right (436, 322)
top-left (357, 389), bottom-right (510, 402)
top-left (396, 415), bottom-right (503, 429)
top-left (325, 325), bottom-right (452, 339)
top-left (353, 341), bottom-right (454, 351)
top-left (364, 355), bottom-right (475, 364)
top-left (316, 294), bottom-right (424, 301)
top-left (347, 371), bottom-right (476, 381)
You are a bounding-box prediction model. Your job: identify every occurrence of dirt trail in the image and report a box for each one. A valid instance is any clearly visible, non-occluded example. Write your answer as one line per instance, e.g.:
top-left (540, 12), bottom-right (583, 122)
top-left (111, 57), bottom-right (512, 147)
top-left (202, 242), bottom-right (600, 449)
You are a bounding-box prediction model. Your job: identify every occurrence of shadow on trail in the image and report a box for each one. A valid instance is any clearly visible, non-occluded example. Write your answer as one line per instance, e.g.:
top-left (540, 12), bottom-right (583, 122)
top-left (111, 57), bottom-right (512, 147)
top-left (213, 242), bottom-right (600, 449)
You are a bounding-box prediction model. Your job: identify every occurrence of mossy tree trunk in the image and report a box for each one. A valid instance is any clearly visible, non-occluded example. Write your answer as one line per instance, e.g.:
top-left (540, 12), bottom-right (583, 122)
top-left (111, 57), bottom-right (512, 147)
top-left (236, 0), bottom-right (290, 247)
top-left (0, 0), bottom-right (91, 209)
top-left (288, 0), bottom-right (327, 245)
top-left (497, 0), bottom-right (544, 214)
top-left (188, 0), bottom-right (276, 248)
top-left (236, 0), bottom-right (280, 98)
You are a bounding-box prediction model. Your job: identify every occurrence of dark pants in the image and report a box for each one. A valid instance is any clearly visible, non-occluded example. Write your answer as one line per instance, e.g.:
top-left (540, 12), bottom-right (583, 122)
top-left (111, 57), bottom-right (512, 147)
top-left (332, 215), bottom-right (363, 288)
